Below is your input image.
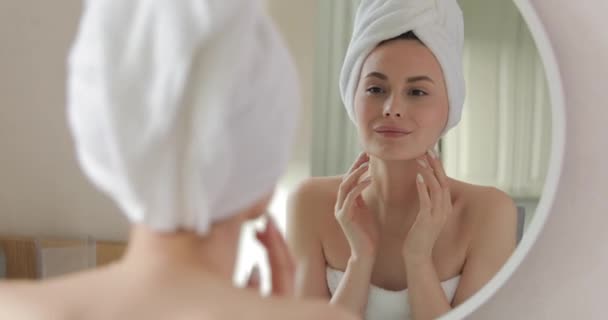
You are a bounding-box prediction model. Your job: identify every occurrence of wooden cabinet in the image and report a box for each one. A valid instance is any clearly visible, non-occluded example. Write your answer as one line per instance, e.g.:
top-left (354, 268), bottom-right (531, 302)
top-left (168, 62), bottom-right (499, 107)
top-left (0, 236), bottom-right (126, 280)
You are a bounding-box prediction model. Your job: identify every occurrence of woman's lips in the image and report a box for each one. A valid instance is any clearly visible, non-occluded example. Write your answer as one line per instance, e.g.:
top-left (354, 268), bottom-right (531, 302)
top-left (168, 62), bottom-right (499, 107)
top-left (373, 126), bottom-right (411, 138)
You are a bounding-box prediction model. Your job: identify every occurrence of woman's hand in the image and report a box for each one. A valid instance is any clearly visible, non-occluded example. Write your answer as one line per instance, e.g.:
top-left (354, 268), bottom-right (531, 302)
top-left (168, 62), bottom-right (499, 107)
top-left (335, 153), bottom-right (379, 260)
top-left (247, 216), bottom-right (296, 296)
top-left (403, 149), bottom-right (452, 262)
top-left (329, 153), bottom-right (379, 315)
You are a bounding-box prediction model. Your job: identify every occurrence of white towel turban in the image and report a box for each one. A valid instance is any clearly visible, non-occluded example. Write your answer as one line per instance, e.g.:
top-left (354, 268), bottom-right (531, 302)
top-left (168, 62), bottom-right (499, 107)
top-left (67, 0), bottom-right (299, 235)
top-left (339, 0), bottom-right (465, 135)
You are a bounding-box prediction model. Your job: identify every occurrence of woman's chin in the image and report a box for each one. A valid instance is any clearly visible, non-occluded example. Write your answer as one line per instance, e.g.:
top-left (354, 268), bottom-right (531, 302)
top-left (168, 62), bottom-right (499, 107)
top-left (366, 147), bottom-right (424, 161)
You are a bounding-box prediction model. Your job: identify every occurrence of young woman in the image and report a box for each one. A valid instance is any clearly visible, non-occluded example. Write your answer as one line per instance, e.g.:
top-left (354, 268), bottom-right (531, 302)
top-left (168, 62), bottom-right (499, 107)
top-left (288, 1), bottom-right (517, 319)
top-left (0, 1), bottom-right (357, 319)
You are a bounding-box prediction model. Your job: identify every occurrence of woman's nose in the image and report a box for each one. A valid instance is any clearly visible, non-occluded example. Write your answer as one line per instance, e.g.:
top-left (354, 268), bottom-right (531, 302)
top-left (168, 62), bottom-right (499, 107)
top-left (383, 96), bottom-right (404, 118)
top-left (384, 110), bottom-right (402, 117)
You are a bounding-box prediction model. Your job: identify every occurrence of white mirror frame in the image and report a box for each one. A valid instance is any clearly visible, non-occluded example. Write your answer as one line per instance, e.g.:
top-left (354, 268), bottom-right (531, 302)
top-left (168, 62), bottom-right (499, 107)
top-left (440, 0), bottom-right (566, 319)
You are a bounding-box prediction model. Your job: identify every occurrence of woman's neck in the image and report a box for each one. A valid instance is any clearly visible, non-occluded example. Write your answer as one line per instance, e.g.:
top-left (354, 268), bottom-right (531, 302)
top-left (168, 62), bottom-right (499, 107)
top-left (364, 156), bottom-right (423, 232)
top-left (121, 223), bottom-right (241, 282)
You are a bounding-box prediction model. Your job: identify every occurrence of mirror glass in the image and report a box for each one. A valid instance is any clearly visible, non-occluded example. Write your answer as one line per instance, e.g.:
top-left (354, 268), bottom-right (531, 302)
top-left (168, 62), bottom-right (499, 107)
top-left (238, 0), bottom-right (554, 313)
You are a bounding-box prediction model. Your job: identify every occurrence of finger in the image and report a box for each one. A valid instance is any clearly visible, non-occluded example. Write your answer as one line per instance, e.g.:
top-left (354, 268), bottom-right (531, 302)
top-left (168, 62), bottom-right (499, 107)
top-left (342, 178), bottom-right (373, 214)
top-left (417, 159), bottom-right (442, 212)
top-left (246, 265), bottom-right (261, 291)
top-left (416, 173), bottom-right (432, 213)
top-left (443, 187), bottom-right (453, 216)
top-left (345, 152), bottom-right (370, 176)
top-left (337, 162), bottom-right (370, 209)
top-left (267, 219), bottom-right (296, 296)
top-left (426, 149), bottom-right (449, 189)
top-left (257, 217), bottom-right (295, 296)
top-left (266, 217), bottom-right (296, 273)
top-left (423, 151), bottom-right (452, 217)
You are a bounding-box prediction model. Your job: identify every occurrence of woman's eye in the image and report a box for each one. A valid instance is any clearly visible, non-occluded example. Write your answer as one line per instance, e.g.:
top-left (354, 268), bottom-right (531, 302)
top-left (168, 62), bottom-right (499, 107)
top-left (409, 89), bottom-right (428, 96)
top-left (366, 87), bottom-right (384, 94)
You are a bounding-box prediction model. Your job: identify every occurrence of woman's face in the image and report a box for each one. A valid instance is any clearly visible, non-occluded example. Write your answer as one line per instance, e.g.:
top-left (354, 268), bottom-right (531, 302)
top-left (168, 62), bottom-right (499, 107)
top-left (354, 39), bottom-right (449, 160)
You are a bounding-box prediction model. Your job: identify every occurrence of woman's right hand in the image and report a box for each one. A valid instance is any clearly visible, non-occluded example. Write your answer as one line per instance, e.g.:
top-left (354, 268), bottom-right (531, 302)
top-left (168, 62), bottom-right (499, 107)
top-left (335, 152), bottom-right (379, 260)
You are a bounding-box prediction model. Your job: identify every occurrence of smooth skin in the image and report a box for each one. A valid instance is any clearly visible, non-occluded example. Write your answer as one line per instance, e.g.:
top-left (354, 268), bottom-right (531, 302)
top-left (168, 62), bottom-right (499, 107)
top-left (287, 39), bottom-right (517, 320)
top-left (0, 195), bottom-right (359, 320)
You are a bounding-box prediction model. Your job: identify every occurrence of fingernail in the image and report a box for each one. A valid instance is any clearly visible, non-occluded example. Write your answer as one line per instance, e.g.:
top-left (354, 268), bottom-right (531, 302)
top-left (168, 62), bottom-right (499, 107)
top-left (428, 149), bottom-right (437, 159)
top-left (417, 173), bottom-right (425, 183)
top-left (416, 159), bottom-right (428, 168)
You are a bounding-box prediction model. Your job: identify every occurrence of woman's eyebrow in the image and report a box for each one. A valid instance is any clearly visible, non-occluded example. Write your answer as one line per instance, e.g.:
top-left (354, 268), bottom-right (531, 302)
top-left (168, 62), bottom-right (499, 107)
top-left (364, 71), bottom-right (388, 80)
top-left (406, 75), bottom-right (435, 84)
top-left (364, 72), bottom-right (435, 84)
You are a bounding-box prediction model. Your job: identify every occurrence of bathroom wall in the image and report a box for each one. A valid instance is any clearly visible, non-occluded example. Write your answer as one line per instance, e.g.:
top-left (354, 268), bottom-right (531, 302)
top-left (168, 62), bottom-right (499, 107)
top-left (470, 0), bottom-right (608, 318)
top-left (0, 0), bottom-right (317, 241)
top-left (0, 0), bottom-right (129, 241)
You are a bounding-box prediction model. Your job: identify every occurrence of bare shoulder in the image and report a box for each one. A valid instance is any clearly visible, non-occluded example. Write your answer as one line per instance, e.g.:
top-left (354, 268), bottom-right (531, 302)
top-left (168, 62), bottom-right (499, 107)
top-left (0, 266), bottom-right (132, 320)
top-left (450, 179), bottom-right (518, 240)
top-left (277, 300), bottom-right (358, 320)
top-left (289, 176), bottom-right (342, 206)
top-left (243, 296), bottom-right (358, 320)
top-left (0, 281), bottom-right (59, 319)
top-left (287, 176), bottom-right (342, 226)
top-left (455, 180), bottom-right (516, 218)
top-left (199, 286), bottom-right (352, 320)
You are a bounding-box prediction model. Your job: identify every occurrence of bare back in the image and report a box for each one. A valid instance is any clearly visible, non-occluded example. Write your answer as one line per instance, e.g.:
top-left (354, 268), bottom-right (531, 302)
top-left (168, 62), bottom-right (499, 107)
top-left (0, 262), bottom-right (358, 320)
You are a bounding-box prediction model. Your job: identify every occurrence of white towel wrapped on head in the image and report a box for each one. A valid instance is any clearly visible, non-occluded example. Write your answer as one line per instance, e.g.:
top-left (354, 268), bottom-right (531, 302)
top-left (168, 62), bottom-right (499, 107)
top-left (67, 0), bottom-right (299, 235)
top-left (340, 0), bottom-right (465, 135)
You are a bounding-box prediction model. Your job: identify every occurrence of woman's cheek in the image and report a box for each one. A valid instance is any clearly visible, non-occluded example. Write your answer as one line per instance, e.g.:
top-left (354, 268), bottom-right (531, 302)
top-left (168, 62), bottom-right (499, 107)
top-left (416, 106), bottom-right (448, 141)
top-left (354, 101), bottom-right (371, 127)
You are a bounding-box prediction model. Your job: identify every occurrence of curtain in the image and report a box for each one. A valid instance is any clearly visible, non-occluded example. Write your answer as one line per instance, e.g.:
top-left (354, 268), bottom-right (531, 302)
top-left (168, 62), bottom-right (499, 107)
top-left (443, 0), bottom-right (551, 198)
top-left (311, 0), bottom-right (360, 176)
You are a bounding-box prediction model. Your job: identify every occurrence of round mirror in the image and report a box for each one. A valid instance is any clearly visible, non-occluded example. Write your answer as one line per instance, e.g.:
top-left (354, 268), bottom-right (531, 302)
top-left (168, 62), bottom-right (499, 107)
top-left (237, 0), bottom-right (565, 318)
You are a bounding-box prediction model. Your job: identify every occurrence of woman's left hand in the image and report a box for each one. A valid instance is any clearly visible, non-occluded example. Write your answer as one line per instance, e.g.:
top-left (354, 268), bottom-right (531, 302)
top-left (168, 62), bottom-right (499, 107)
top-left (403, 149), bottom-right (453, 261)
top-left (247, 216), bottom-right (296, 296)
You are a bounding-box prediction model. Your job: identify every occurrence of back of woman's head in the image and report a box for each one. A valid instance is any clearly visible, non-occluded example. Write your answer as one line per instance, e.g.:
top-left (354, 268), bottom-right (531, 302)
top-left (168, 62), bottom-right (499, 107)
top-left (67, 0), bottom-right (299, 235)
